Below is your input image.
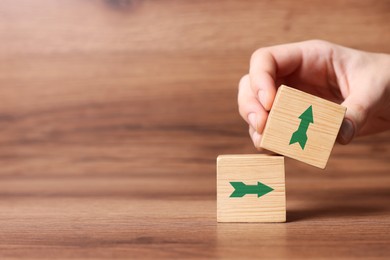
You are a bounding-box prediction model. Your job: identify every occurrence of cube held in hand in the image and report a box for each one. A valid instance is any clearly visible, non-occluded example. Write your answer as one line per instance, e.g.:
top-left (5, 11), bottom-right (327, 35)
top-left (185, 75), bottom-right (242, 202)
top-left (260, 85), bottom-right (346, 169)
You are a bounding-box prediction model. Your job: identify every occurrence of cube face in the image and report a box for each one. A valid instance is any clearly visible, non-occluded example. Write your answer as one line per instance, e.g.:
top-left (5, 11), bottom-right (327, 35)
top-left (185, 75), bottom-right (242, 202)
top-left (217, 154), bottom-right (285, 222)
top-left (260, 85), bottom-right (346, 169)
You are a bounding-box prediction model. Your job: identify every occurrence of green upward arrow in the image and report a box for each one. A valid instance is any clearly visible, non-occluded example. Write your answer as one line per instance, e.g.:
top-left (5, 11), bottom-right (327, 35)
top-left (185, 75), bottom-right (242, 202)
top-left (289, 105), bottom-right (314, 150)
top-left (229, 181), bottom-right (274, 198)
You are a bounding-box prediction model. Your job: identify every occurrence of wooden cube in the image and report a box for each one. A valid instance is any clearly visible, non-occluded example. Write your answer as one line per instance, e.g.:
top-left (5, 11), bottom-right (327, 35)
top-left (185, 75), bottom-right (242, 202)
top-left (260, 85), bottom-right (346, 169)
top-left (217, 154), bottom-right (286, 222)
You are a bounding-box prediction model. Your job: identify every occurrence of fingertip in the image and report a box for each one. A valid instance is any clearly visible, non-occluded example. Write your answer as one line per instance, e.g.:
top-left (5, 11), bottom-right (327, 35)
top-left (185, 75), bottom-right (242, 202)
top-left (258, 90), bottom-right (266, 109)
top-left (252, 130), bottom-right (262, 148)
top-left (250, 73), bottom-right (276, 111)
top-left (336, 118), bottom-right (356, 145)
top-left (248, 110), bottom-right (268, 134)
top-left (258, 89), bottom-right (271, 111)
top-left (257, 109), bottom-right (268, 134)
top-left (340, 96), bottom-right (369, 144)
top-left (248, 113), bottom-right (257, 130)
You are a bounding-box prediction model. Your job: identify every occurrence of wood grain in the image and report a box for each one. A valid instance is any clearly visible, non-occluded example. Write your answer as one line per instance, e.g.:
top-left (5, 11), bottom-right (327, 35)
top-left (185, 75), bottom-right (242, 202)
top-left (261, 85), bottom-right (346, 168)
top-left (217, 155), bottom-right (285, 222)
top-left (0, 0), bottom-right (389, 259)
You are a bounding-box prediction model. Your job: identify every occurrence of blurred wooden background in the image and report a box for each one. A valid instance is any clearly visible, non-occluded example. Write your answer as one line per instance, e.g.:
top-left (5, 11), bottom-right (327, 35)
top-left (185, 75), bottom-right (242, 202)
top-left (0, 0), bottom-right (389, 258)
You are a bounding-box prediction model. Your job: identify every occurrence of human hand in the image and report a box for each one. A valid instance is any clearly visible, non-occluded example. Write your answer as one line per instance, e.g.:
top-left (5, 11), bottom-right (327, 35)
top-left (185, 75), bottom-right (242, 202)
top-left (238, 40), bottom-right (390, 147)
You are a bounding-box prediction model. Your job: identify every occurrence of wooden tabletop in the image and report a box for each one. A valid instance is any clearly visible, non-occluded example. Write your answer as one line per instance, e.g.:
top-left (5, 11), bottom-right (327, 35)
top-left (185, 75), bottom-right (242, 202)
top-left (0, 1), bottom-right (389, 259)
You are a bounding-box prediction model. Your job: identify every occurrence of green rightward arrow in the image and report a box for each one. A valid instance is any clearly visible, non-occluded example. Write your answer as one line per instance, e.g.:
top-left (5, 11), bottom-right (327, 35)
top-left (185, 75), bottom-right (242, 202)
top-left (229, 181), bottom-right (274, 198)
top-left (289, 105), bottom-right (314, 150)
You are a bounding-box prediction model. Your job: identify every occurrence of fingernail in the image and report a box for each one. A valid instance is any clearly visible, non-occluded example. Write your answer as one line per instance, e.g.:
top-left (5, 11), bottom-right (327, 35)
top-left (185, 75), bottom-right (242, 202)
top-left (248, 113), bottom-right (257, 130)
top-left (258, 90), bottom-right (268, 110)
top-left (252, 131), bottom-right (262, 148)
top-left (339, 119), bottom-right (355, 144)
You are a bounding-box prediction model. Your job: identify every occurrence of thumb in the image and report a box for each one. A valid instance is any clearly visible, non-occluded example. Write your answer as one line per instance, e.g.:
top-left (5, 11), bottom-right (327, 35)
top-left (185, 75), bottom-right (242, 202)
top-left (338, 96), bottom-right (369, 144)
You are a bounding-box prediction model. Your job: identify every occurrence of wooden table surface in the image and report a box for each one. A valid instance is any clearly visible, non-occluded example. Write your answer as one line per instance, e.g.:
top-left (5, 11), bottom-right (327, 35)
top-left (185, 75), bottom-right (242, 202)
top-left (0, 1), bottom-right (389, 259)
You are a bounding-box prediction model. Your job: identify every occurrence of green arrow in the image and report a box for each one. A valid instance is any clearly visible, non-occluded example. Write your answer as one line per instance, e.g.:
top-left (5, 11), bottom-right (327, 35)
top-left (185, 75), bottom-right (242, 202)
top-left (289, 105), bottom-right (314, 150)
top-left (229, 181), bottom-right (274, 198)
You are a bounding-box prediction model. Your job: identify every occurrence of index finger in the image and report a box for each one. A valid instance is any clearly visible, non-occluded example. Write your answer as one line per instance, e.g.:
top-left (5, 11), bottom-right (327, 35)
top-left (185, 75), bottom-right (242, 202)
top-left (249, 42), bottom-right (303, 110)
